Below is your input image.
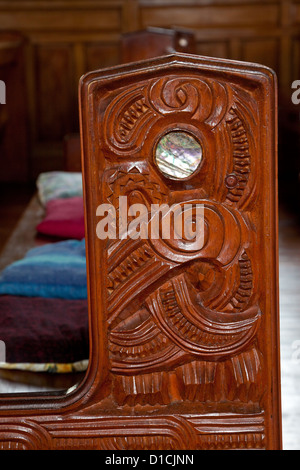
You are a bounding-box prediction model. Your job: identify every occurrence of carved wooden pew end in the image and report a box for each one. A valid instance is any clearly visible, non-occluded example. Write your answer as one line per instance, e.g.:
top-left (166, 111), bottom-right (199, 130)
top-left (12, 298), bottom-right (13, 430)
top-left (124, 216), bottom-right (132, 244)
top-left (0, 53), bottom-right (281, 451)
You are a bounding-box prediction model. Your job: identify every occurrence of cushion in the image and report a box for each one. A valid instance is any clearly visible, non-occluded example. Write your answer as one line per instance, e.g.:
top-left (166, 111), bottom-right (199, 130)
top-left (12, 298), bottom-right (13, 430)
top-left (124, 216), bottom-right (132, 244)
top-left (36, 171), bottom-right (83, 206)
top-left (0, 239), bottom-right (87, 299)
top-left (36, 196), bottom-right (85, 240)
top-left (0, 295), bottom-right (89, 364)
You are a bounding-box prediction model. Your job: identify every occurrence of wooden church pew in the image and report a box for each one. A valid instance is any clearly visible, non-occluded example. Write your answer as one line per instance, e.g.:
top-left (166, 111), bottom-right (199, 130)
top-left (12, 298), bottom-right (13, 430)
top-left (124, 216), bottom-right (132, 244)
top-left (0, 51), bottom-right (281, 450)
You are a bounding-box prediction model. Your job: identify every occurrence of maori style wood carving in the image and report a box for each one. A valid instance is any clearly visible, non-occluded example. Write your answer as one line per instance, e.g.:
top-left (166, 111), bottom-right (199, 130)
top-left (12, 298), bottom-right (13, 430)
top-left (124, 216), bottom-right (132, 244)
top-left (0, 54), bottom-right (281, 450)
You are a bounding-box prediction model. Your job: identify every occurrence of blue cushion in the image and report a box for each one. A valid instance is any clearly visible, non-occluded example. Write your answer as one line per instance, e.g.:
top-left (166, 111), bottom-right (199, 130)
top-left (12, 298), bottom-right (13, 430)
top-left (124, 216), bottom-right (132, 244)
top-left (0, 239), bottom-right (87, 299)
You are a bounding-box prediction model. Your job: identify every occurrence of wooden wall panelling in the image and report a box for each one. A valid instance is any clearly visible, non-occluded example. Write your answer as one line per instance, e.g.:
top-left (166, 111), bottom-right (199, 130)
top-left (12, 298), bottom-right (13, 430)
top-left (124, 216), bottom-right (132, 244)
top-left (0, 0), bottom-right (128, 178)
top-left (0, 52), bottom-right (281, 450)
top-left (195, 40), bottom-right (230, 61)
top-left (138, 2), bottom-right (280, 30)
top-left (241, 38), bottom-right (280, 74)
top-left (278, 33), bottom-right (300, 207)
top-left (290, 35), bottom-right (300, 82)
top-left (64, 26), bottom-right (197, 169)
top-left (35, 44), bottom-right (75, 142)
top-left (0, 0), bottom-right (300, 180)
top-left (0, 32), bottom-right (29, 182)
top-left (120, 27), bottom-right (196, 63)
top-left (85, 41), bottom-right (121, 72)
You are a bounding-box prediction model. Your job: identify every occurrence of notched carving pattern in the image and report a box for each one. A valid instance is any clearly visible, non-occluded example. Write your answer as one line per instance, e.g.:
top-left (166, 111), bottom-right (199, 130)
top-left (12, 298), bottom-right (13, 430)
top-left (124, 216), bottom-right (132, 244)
top-left (226, 107), bottom-right (251, 204)
top-left (119, 97), bottom-right (150, 139)
top-left (228, 251), bottom-right (253, 311)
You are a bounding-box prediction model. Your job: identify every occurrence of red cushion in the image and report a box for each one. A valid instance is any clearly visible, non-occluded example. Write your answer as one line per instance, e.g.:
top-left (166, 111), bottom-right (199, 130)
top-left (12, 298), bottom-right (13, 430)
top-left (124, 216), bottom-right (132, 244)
top-left (36, 196), bottom-right (85, 240)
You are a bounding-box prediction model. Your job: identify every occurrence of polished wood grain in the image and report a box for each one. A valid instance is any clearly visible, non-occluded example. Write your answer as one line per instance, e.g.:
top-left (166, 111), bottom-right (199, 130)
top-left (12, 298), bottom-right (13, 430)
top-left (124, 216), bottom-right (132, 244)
top-left (0, 53), bottom-right (281, 450)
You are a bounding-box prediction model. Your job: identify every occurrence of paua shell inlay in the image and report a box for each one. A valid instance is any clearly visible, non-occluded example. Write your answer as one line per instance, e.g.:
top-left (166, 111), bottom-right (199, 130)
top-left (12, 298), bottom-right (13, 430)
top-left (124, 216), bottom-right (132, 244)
top-left (155, 131), bottom-right (202, 180)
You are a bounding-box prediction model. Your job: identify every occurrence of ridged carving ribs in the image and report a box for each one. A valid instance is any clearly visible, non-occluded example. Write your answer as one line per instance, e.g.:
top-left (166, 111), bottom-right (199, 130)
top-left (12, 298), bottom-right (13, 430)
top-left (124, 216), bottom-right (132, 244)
top-left (225, 105), bottom-right (255, 207)
top-left (43, 414), bottom-right (265, 450)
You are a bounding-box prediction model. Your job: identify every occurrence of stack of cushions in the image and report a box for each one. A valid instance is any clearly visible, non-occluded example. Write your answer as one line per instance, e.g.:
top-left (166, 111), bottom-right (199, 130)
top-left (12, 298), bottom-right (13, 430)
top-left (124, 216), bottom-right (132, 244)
top-left (36, 171), bottom-right (85, 240)
top-left (36, 171), bottom-right (83, 206)
top-left (0, 172), bottom-right (89, 372)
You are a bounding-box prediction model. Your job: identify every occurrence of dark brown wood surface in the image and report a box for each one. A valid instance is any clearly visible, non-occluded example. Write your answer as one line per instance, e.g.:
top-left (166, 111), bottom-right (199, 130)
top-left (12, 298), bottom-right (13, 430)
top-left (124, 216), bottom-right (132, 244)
top-left (121, 26), bottom-right (196, 63)
top-left (0, 53), bottom-right (281, 450)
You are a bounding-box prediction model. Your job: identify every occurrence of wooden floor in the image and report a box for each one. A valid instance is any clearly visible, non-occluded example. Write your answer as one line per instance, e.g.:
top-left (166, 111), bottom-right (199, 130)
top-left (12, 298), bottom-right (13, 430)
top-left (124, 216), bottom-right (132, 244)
top-left (278, 204), bottom-right (300, 450)
top-left (0, 182), bottom-right (35, 252)
top-left (0, 184), bottom-right (299, 449)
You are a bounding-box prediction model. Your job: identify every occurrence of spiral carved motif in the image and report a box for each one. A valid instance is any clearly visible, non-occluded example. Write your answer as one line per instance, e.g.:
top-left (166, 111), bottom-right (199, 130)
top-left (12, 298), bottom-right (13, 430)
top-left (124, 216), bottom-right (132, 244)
top-left (103, 76), bottom-right (230, 156)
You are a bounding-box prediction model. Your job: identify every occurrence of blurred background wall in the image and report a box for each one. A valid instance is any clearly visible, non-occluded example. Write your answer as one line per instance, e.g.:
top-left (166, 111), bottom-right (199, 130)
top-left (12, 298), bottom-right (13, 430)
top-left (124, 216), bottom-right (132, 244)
top-left (0, 0), bottom-right (300, 208)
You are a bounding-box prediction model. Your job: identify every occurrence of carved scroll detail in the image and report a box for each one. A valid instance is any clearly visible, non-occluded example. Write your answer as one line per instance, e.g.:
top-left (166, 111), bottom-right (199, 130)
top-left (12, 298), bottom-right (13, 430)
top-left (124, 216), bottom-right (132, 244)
top-left (0, 422), bottom-right (52, 450)
top-left (103, 76), bottom-right (229, 156)
top-left (104, 163), bottom-right (262, 409)
top-left (146, 274), bottom-right (260, 360)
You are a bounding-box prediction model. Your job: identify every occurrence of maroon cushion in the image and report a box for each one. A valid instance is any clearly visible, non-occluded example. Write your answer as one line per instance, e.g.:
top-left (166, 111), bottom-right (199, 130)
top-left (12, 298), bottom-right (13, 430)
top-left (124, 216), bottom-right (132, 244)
top-left (36, 196), bottom-right (85, 240)
top-left (0, 295), bottom-right (88, 363)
